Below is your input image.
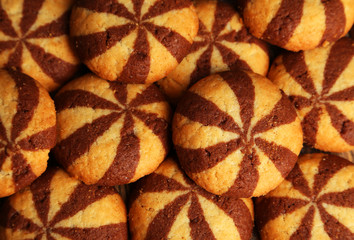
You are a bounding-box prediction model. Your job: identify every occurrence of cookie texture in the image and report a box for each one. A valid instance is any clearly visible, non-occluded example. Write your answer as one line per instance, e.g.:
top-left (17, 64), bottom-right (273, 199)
top-left (173, 70), bottom-right (303, 198)
top-left (0, 167), bottom-right (128, 240)
top-left (129, 157), bottom-right (254, 240)
top-left (243, 0), bottom-right (354, 51)
top-left (54, 74), bottom-right (171, 186)
top-left (268, 37), bottom-right (354, 152)
top-left (71, 0), bottom-right (199, 84)
top-left (0, 0), bottom-right (80, 92)
top-left (255, 153), bottom-right (354, 240)
top-left (0, 69), bottom-right (56, 198)
top-left (157, 0), bottom-right (269, 103)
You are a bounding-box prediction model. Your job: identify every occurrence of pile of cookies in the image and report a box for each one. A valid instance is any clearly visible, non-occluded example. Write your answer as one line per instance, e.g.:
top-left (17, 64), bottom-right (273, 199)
top-left (0, 0), bottom-right (353, 239)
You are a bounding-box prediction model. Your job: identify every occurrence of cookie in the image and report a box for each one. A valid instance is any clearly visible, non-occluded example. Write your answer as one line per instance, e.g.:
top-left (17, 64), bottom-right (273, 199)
top-left (129, 157), bottom-right (254, 240)
top-left (0, 167), bottom-right (128, 240)
top-left (157, 0), bottom-right (269, 103)
top-left (54, 74), bottom-right (171, 186)
top-left (243, 0), bottom-right (354, 51)
top-left (255, 153), bottom-right (354, 240)
top-left (268, 37), bottom-right (354, 152)
top-left (0, 0), bottom-right (80, 92)
top-left (70, 0), bottom-right (199, 84)
top-left (0, 69), bottom-right (56, 198)
top-left (173, 70), bottom-right (303, 198)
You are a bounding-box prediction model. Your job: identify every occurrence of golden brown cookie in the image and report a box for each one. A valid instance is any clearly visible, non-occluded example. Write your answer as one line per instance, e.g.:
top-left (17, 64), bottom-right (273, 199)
top-left (70, 0), bottom-right (199, 84)
top-left (0, 69), bottom-right (56, 198)
top-left (268, 37), bottom-right (354, 152)
top-left (243, 0), bottom-right (354, 51)
top-left (54, 74), bottom-right (171, 186)
top-left (255, 153), bottom-right (354, 240)
top-left (173, 70), bottom-right (303, 198)
top-left (0, 0), bottom-right (80, 92)
top-left (129, 157), bottom-right (254, 240)
top-left (0, 167), bottom-right (128, 240)
top-left (157, 0), bottom-right (269, 103)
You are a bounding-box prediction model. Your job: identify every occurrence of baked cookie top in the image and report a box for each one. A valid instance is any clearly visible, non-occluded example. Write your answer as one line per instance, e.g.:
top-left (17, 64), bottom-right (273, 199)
top-left (255, 153), bottom-right (354, 240)
top-left (0, 69), bottom-right (56, 198)
top-left (173, 70), bottom-right (303, 198)
top-left (129, 157), bottom-right (254, 240)
top-left (269, 37), bottom-right (354, 152)
top-left (0, 0), bottom-right (80, 92)
top-left (71, 0), bottom-right (199, 84)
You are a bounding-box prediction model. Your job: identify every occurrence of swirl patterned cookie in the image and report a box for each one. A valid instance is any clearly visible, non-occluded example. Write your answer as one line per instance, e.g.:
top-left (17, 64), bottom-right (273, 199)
top-left (0, 167), bottom-right (128, 240)
top-left (243, 0), bottom-right (354, 51)
top-left (255, 153), bottom-right (354, 240)
top-left (268, 37), bottom-right (354, 152)
top-left (0, 69), bottom-right (56, 198)
top-left (129, 157), bottom-right (254, 240)
top-left (0, 0), bottom-right (80, 92)
top-left (173, 70), bottom-right (303, 198)
top-left (70, 0), bottom-right (199, 84)
top-left (53, 74), bottom-right (171, 186)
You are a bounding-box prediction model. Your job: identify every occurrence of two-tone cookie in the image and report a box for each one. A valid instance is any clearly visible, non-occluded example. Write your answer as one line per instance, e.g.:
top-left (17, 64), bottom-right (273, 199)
top-left (0, 0), bottom-right (80, 92)
top-left (255, 153), bottom-right (354, 240)
top-left (157, 0), bottom-right (269, 103)
top-left (173, 70), bottom-right (303, 198)
top-left (129, 157), bottom-right (254, 240)
top-left (268, 37), bottom-right (354, 152)
top-left (70, 0), bottom-right (199, 84)
top-left (243, 0), bottom-right (354, 51)
top-left (54, 74), bottom-right (171, 186)
top-left (0, 69), bottom-right (56, 198)
top-left (0, 167), bottom-right (128, 240)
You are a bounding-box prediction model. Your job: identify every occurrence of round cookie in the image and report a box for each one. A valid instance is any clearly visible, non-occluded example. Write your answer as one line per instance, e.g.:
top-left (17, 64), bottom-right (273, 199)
top-left (157, 0), bottom-right (269, 103)
top-left (0, 167), bottom-right (128, 240)
top-left (173, 70), bottom-right (303, 198)
top-left (70, 0), bottom-right (199, 84)
top-left (255, 153), bottom-right (354, 240)
top-left (0, 69), bottom-right (56, 198)
top-left (268, 37), bottom-right (354, 152)
top-left (129, 157), bottom-right (254, 240)
top-left (243, 0), bottom-right (354, 51)
top-left (0, 0), bottom-right (80, 92)
top-left (54, 73), bottom-right (171, 186)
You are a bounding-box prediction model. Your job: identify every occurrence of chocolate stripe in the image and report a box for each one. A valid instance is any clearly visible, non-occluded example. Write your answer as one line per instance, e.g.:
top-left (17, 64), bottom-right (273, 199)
top-left (320, 0), bottom-right (346, 44)
top-left (289, 206), bottom-right (314, 240)
top-left (2, 204), bottom-right (41, 232)
top-left (55, 89), bottom-right (121, 112)
top-left (261, 0), bottom-right (304, 47)
top-left (318, 188), bottom-right (354, 208)
top-left (188, 194), bottom-right (216, 240)
top-left (141, 0), bottom-right (192, 21)
top-left (109, 82), bottom-right (128, 106)
top-left (301, 107), bottom-right (321, 146)
top-left (54, 112), bottom-right (123, 169)
top-left (119, 28), bottom-right (150, 83)
top-left (286, 163), bottom-right (312, 198)
top-left (176, 91), bottom-right (241, 133)
top-left (255, 138), bottom-right (297, 178)
top-left (212, 1), bottom-right (235, 38)
top-left (0, 40), bottom-right (17, 54)
top-left (0, 150), bottom-right (6, 170)
top-left (176, 138), bottom-right (242, 174)
top-left (53, 223), bottom-right (128, 240)
top-left (133, 0), bottom-right (144, 19)
top-left (325, 86), bottom-right (354, 101)
top-left (97, 112), bottom-right (140, 185)
top-left (325, 103), bottom-right (354, 146)
top-left (72, 24), bottom-right (136, 61)
top-left (214, 42), bottom-right (252, 72)
top-left (143, 22), bottom-right (191, 62)
top-left (189, 45), bottom-right (213, 85)
top-left (5, 43), bottom-right (23, 70)
top-left (145, 193), bottom-right (190, 240)
top-left (12, 153), bottom-right (37, 191)
top-left (0, 118), bottom-right (7, 142)
top-left (288, 95), bottom-right (313, 110)
top-left (20, 0), bottom-right (45, 35)
top-left (189, 39), bottom-right (209, 55)
top-left (129, 84), bottom-right (166, 107)
top-left (17, 126), bottom-right (56, 151)
top-left (0, 6), bottom-right (17, 37)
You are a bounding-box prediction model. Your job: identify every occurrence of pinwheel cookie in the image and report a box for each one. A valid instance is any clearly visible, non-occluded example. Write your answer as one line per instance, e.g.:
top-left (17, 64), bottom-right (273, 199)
top-left (0, 167), bottom-right (128, 240)
top-left (0, 69), bottom-right (56, 198)
top-left (268, 37), bottom-right (354, 152)
top-left (255, 153), bottom-right (354, 240)
top-left (0, 0), bottom-right (80, 92)
top-left (243, 0), bottom-right (354, 51)
top-left (157, 0), bottom-right (269, 103)
top-left (129, 157), bottom-right (254, 240)
top-left (173, 70), bottom-right (303, 198)
top-left (70, 0), bottom-right (199, 84)
top-left (54, 74), bottom-right (171, 186)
